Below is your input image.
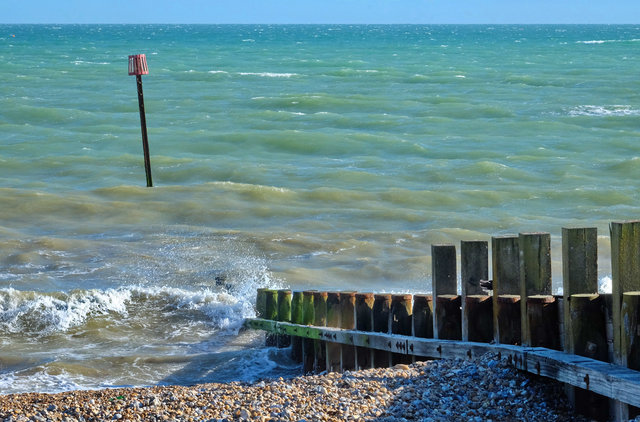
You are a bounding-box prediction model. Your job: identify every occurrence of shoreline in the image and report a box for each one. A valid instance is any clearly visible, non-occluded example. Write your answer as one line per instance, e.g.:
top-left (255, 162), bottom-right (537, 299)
top-left (0, 354), bottom-right (588, 421)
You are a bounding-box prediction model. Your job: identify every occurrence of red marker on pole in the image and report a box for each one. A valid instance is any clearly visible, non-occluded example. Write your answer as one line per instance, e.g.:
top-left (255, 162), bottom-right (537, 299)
top-left (128, 54), bottom-right (153, 187)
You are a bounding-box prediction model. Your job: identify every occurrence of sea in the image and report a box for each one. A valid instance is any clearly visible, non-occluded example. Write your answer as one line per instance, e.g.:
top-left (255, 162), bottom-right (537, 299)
top-left (1, 24), bottom-right (639, 394)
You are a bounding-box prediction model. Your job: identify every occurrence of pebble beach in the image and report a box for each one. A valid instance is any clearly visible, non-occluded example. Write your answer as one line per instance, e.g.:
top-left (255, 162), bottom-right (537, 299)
top-left (0, 354), bottom-right (589, 422)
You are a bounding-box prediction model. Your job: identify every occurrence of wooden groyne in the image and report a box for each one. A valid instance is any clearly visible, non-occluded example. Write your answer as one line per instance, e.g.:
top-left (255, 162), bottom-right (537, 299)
top-left (244, 222), bottom-right (640, 421)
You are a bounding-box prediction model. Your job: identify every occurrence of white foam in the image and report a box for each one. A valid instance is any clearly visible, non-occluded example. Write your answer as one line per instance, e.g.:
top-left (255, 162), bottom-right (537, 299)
top-left (599, 276), bottom-right (612, 294)
top-left (131, 285), bottom-right (256, 332)
top-left (0, 369), bottom-right (87, 394)
top-left (0, 288), bottom-right (132, 334)
top-left (0, 281), bottom-right (269, 336)
top-left (577, 39), bottom-right (640, 44)
top-left (554, 279), bottom-right (613, 296)
top-left (237, 72), bottom-right (298, 78)
top-left (568, 105), bottom-right (640, 117)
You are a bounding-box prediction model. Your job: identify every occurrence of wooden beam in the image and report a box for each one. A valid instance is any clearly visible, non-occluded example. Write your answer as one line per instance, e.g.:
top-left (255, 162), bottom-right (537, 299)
top-left (244, 318), bottom-right (640, 408)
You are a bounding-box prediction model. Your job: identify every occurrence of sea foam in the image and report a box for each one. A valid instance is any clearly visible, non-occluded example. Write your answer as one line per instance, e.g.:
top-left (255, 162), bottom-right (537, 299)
top-left (0, 285), bottom-right (260, 336)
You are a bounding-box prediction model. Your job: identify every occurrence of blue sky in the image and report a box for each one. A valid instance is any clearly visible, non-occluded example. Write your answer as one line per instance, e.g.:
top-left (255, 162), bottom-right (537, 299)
top-left (3, 0), bottom-right (639, 24)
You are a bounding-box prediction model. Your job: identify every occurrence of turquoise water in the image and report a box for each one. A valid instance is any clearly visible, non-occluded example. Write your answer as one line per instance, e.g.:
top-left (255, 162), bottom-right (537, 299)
top-left (1, 24), bottom-right (639, 393)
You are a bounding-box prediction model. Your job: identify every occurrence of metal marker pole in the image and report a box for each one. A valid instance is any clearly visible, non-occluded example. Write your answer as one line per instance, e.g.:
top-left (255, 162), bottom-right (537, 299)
top-left (136, 74), bottom-right (153, 187)
top-left (129, 54), bottom-right (153, 187)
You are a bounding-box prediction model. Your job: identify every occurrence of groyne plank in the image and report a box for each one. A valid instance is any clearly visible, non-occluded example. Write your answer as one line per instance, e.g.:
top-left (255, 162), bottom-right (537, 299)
top-left (244, 318), bottom-right (640, 408)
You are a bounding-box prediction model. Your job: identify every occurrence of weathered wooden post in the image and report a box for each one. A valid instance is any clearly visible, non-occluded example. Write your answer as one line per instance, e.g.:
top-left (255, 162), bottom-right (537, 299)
top-left (622, 292), bottom-right (640, 370)
top-left (277, 289), bottom-right (292, 348)
top-left (466, 295), bottom-right (493, 343)
top-left (302, 290), bottom-right (316, 373)
top-left (610, 221), bottom-right (640, 419)
top-left (340, 291), bottom-right (356, 371)
top-left (264, 289), bottom-right (279, 346)
top-left (519, 232), bottom-right (554, 347)
top-left (290, 291), bottom-right (304, 362)
top-left (461, 240), bottom-right (492, 342)
top-left (569, 293), bottom-right (609, 420)
top-left (313, 291), bottom-right (328, 372)
top-left (326, 292), bottom-right (341, 372)
top-left (562, 227), bottom-right (599, 352)
top-left (256, 288), bottom-right (268, 319)
top-left (432, 244), bottom-right (461, 340)
top-left (391, 294), bottom-right (413, 364)
top-left (561, 227), bottom-right (606, 419)
top-left (355, 292), bottom-right (374, 370)
top-left (492, 235), bottom-right (521, 344)
top-left (413, 294), bottom-right (433, 338)
top-left (128, 54), bottom-right (153, 187)
top-left (526, 295), bottom-right (559, 349)
top-left (373, 293), bottom-right (392, 367)
top-left (413, 294), bottom-right (434, 361)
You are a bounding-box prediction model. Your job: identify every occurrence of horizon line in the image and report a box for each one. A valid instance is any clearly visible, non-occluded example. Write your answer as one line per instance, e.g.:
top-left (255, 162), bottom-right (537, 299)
top-left (2, 22), bottom-right (638, 25)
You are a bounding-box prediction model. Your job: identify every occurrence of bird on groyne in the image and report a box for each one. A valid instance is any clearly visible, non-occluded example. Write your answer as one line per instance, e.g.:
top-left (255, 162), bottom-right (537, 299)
top-left (479, 279), bottom-right (493, 292)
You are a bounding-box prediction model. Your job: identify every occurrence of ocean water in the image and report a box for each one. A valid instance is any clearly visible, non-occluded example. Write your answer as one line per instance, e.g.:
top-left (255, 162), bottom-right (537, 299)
top-left (1, 24), bottom-right (639, 393)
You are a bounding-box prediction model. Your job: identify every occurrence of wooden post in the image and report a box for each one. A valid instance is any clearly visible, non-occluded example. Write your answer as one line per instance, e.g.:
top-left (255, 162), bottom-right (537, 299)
top-left (610, 221), bottom-right (640, 420)
top-left (569, 293), bottom-right (610, 420)
top-left (256, 288), bottom-right (268, 318)
top-left (562, 227), bottom-right (603, 419)
top-left (519, 232), bottom-right (551, 347)
top-left (373, 293), bottom-right (392, 368)
top-left (569, 294), bottom-right (608, 360)
top-left (355, 293), bottom-right (374, 370)
top-left (461, 240), bottom-right (490, 342)
top-left (562, 228), bottom-right (598, 352)
top-left (413, 294), bottom-right (433, 338)
top-left (264, 289), bottom-right (278, 346)
top-left (313, 291), bottom-right (328, 372)
top-left (611, 221), bottom-right (640, 364)
top-left (496, 295), bottom-right (521, 345)
top-left (413, 294), bottom-right (434, 361)
top-left (527, 295), bottom-right (559, 349)
top-left (432, 244), bottom-right (459, 339)
top-left (391, 294), bottom-right (413, 364)
top-left (302, 290), bottom-right (316, 373)
top-left (622, 292), bottom-right (640, 370)
top-left (492, 235), bottom-right (521, 344)
top-left (465, 295), bottom-right (493, 343)
top-left (622, 292), bottom-right (640, 419)
top-left (290, 291), bottom-right (304, 362)
top-left (277, 289), bottom-right (292, 348)
top-left (326, 292), bottom-right (341, 372)
top-left (340, 291), bottom-right (356, 371)
top-left (436, 295), bottom-right (462, 340)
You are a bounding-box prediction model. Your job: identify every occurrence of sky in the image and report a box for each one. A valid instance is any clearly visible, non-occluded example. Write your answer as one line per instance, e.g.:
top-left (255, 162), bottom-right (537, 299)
top-left (2, 0), bottom-right (639, 24)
